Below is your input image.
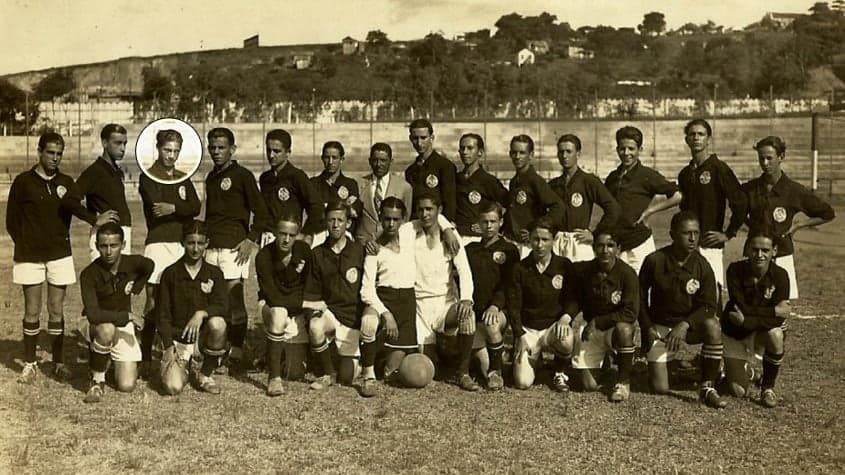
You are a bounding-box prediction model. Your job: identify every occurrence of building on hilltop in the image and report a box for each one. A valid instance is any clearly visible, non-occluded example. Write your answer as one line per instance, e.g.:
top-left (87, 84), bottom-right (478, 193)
top-left (517, 48), bottom-right (535, 67)
top-left (342, 36), bottom-right (365, 55)
top-left (564, 45), bottom-right (595, 60)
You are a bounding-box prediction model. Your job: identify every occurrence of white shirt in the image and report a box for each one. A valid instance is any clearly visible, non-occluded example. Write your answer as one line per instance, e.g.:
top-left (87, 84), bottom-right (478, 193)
top-left (370, 173), bottom-right (391, 201)
top-left (414, 223), bottom-right (474, 301)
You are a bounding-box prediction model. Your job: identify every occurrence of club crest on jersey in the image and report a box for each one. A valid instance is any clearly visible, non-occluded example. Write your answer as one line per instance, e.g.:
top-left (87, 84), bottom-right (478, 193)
top-left (763, 285), bottom-right (775, 299)
top-left (611, 290), bottom-right (622, 305)
top-left (178, 185), bottom-right (187, 201)
top-left (570, 192), bottom-right (583, 207)
top-left (552, 274), bottom-right (563, 290)
top-left (515, 190), bottom-right (527, 205)
top-left (699, 171), bottom-right (711, 185)
top-left (220, 177), bottom-right (232, 191)
top-left (493, 251), bottom-right (506, 264)
top-left (200, 279), bottom-right (214, 294)
top-left (345, 267), bottom-right (358, 284)
top-left (277, 187), bottom-right (290, 201)
top-left (686, 278), bottom-right (700, 295)
top-left (124, 281), bottom-right (134, 295)
top-left (468, 190), bottom-right (482, 205)
top-left (425, 174), bottom-right (439, 188)
top-left (772, 206), bottom-right (787, 223)
top-left (56, 185), bottom-right (67, 198)
top-left (337, 186), bottom-right (349, 199)
top-left (295, 260), bottom-right (305, 273)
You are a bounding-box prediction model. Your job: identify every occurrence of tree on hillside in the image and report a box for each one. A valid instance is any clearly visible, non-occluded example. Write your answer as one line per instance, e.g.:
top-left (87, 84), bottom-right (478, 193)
top-left (366, 30), bottom-right (390, 48)
top-left (141, 67), bottom-right (173, 102)
top-left (33, 70), bottom-right (75, 101)
top-left (0, 79), bottom-right (36, 133)
top-left (494, 12), bottom-right (562, 48)
top-left (585, 26), bottom-right (643, 58)
top-left (638, 12), bottom-right (666, 37)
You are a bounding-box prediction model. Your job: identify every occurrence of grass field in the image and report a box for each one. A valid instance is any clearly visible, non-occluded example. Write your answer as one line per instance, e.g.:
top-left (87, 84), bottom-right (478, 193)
top-left (1, 201), bottom-right (844, 473)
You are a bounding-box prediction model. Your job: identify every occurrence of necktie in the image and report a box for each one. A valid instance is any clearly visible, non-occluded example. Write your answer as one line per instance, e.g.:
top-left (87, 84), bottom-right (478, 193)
top-left (374, 178), bottom-right (384, 214)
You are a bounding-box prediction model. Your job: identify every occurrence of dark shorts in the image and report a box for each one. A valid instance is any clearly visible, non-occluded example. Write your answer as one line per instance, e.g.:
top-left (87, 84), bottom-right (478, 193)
top-left (378, 287), bottom-right (417, 350)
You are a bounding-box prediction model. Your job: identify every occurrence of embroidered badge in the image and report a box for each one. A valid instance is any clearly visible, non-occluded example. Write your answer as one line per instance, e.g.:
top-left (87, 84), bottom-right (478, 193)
top-left (277, 187), bottom-right (290, 201)
top-left (570, 192), bottom-right (583, 207)
top-left (699, 171), bottom-right (711, 185)
top-left (493, 251), bottom-right (506, 264)
top-left (552, 274), bottom-right (563, 290)
top-left (178, 185), bottom-right (187, 201)
top-left (295, 260), bottom-right (305, 273)
top-left (337, 186), bottom-right (349, 199)
top-left (611, 290), bottom-right (622, 305)
top-left (220, 177), bottom-right (232, 191)
top-left (345, 267), bottom-right (359, 284)
top-left (468, 190), bottom-right (482, 204)
top-left (200, 279), bottom-right (214, 294)
top-left (124, 281), bottom-right (134, 295)
top-left (425, 174), bottom-right (439, 188)
top-left (56, 185), bottom-right (67, 198)
top-left (686, 278), bottom-right (700, 295)
top-left (515, 190), bottom-right (527, 205)
top-left (772, 206), bottom-right (787, 223)
top-left (763, 285), bottom-right (775, 299)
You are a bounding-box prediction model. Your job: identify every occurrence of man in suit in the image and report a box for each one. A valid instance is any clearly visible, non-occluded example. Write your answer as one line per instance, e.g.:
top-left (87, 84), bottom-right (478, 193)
top-left (356, 143), bottom-right (413, 243)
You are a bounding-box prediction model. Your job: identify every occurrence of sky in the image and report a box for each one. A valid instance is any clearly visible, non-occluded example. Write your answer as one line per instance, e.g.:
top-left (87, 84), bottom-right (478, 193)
top-left (0, 0), bottom-right (816, 75)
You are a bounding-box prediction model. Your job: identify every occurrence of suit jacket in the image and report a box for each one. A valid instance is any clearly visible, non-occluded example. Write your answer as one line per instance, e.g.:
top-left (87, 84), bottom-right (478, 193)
top-left (356, 172), bottom-right (413, 242)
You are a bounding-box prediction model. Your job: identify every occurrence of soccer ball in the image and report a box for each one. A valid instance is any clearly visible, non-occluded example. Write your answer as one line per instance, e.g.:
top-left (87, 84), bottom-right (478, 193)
top-left (399, 353), bottom-right (435, 388)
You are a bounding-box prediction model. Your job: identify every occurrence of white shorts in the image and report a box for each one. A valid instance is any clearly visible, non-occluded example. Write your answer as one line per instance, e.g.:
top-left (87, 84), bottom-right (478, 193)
top-left (205, 247), bottom-right (249, 280)
top-left (620, 236), bottom-right (655, 275)
top-left (89, 226), bottom-right (132, 261)
top-left (80, 320), bottom-right (142, 363)
top-left (259, 301), bottom-right (309, 344)
top-left (723, 332), bottom-right (766, 362)
top-left (415, 294), bottom-right (458, 345)
top-left (572, 317), bottom-right (615, 369)
top-left (13, 255), bottom-right (76, 286)
top-left (699, 247), bottom-right (724, 289)
top-left (774, 255), bottom-right (799, 299)
top-left (645, 324), bottom-right (687, 364)
top-left (173, 340), bottom-right (202, 363)
top-left (519, 318), bottom-right (571, 362)
top-left (321, 309), bottom-right (361, 357)
top-left (553, 232), bottom-right (595, 262)
top-left (144, 242), bottom-right (184, 284)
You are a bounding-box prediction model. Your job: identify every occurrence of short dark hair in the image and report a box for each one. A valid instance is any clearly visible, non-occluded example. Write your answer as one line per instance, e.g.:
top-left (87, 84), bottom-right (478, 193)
top-left (100, 123), bottom-right (127, 141)
top-left (459, 133), bottom-right (485, 151)
top-left (478, 201), bottom-right (502, 218)
top-left (528, 216), bottom-right (556, 235)
top-left (322, 140), bottom-right (345, 157)
top-left (266, 129), bottom-right (292, 150)
top-left (592, 228), bottom-right (621, 248)
top-left (415, 190), bottom-right (442, 208)
top-left (408, 118), bottom-right (434, 135)
top-left (208, 127), bottom-right (235, 146)
top-left (557, 134), bottom-right (581, 151)
top-left (746, 228), bottom-right (776, 245)
top-left (615, 126), bottom-right (643, 148)
top-left (684, 119), bottom-right (712, 136)
top-left (274, 213), bottom-right (302, 230)
top-left (182, 219), bottom-right (208, 238)
top-left (96, 222), bottom-right (124, 242)
top-left (325, 200), bottom-right (352, 219)
top-left (370, 142), bottom-right (392, 159)
top-left (754, 136), bottom-right (786, 157)
top-left (670, 210), bottom-right (699, 232)
top-left (38, 132), bottom-right (64, 150)
top-left (510, 134), bottom-right (534, 153)
top-left (156, 129), bottom-right (183, 148)
top-left (379, 196), bottom-right (407, 218)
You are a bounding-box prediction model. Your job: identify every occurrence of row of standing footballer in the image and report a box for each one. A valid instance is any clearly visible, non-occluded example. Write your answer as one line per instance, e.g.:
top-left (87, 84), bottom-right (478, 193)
top-left (7, 118), bottom-right (835, 407)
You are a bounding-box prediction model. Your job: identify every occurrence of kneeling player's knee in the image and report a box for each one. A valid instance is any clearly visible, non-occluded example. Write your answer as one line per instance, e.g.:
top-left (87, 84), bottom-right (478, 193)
top-left (613, 322), bottom-right (634, 345)
top-left (577, 370), bottom-right (599, 392)
top-left (765, 327), bottom-right (784, 350)
top-left (162, 377), bottom-right (185, 396)
top-left (360, 314), bottom-right (379, 342)
top-left (92, 323), bottom-right (116, 345)
top-left (206, 316), bottom-right (227, 336)
top-left (116, 377), bottom-right (136, 393)
top-left (701, 318), bottom-right (722, 342)
top-left (265, 307), bottom-right (289, 334)
top-left (512, 362), bottom-right (535, 389)
top-left (484, 323), bottom-right (503, 343)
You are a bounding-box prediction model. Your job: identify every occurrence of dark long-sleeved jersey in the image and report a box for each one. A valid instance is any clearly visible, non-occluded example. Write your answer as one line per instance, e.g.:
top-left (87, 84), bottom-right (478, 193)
top-left (259, 161), bottom-right (324, 235)
top-left (79, 255), bottom-right (153, 326)
top-left (573, 258), bottom-right (639, 330)
top-left (721, 259), bottom-right (790, 340)
top-left (256, 240), bottom-right (312, 311)
top-left (157, 259), bottom-right (228, 348)
top-left (61, 156), bottom-right (131, 226)
top-left (678, 154), bottom-right (747, 247)
top-left (205, 160), bottom-right (271, 249)
top-left (638, 246), bottom-right (717, 329)
top-left (455, 167), bottom-right (508, 237)
top-left (303, 239), bottom-right (365, 329)
top-left (548, 167), bottom-right (620, 234)
top-left (605, 161), bottom-right (678, 251)
top-left (503, 166), bottom-right (565, 241)
top-left (139, 174), bottom-right (201, 244)
top-left (465, 237), bottom-right (520, 319)
top-left (405, 150), bottom-right (457, 221)
top-left (507, 254), bottom-right (579, 338)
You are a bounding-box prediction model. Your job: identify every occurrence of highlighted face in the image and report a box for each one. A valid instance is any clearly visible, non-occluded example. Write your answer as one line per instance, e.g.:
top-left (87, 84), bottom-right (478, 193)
top-left (38, 141), bottom-right (64, 175)
top-left (415, 198), bottom-right (441, 230)
top-left (616, 138), bottom-right (640, 168)
top-left (670, 219), bottom-right (700, 253)
top-left (274, 220), bottom-right (299, 254)
top-left (529, 227), bottom-right (554, 259)
top-left (756, 145), bottom-right (783, 178)
top-left (326, 209), bottom-right (349, 240)
top-left (509, 141), bottom-right (532, 172)
top-left (746, 236), bottom-right (776, 272)
top-left (685, 124), bottom-right (710, 154)
top-left (379, 206), bottom-right (404, 238)
top-left (96, 233), bottom-right (124, 265)
top-left (409, 127), bottom-right (433, 156)
top-left (477, 210), bottom-right (501, 240)
top-left (459, 136), bottom-right (482, 168)
top-left (557, 140), bottom-right (579, 170)
top-left (103, 132), bottom-right (127, 161)
top-left (593, 233), bottom-right (618, 266)
top-left (157, 140), bottom-right (182, 169)
top-left (209, 136), bottom-right (235, 168)
top-left (266, 139), bottom-right (289, 169)
top-left (183, 233), bottom-right (209, 262)
top-left (369, 150), bottom-right (392, 178)
top-left (321, 146), bottom-right (344, 175)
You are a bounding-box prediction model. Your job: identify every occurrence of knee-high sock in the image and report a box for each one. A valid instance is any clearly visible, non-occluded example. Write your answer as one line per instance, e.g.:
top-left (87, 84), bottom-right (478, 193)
top-left (201, 346), bottom-right (227, 377)
top-left (487, 341), bottom-right (504, 373)
top-left (266, 331), bottom-right (285, 379)
top-left (89, 339), bottom-right (111, 382)
top-left (700, 343), bottom-right (724, 384)
top-left (23, 321), bottom-right (40, 364)
top-left (47, 320), bottom-right (64, 363)
top-left (140, 319), bottom-right (156, 362)
top-left (616, 345), bottom-right (635, 384)
top-left (456, 334), bottom-right (474, 375)
top-left (761, 352), bottom-right (783, 389)
top-left (312, 339), bottom-right (335, 376)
